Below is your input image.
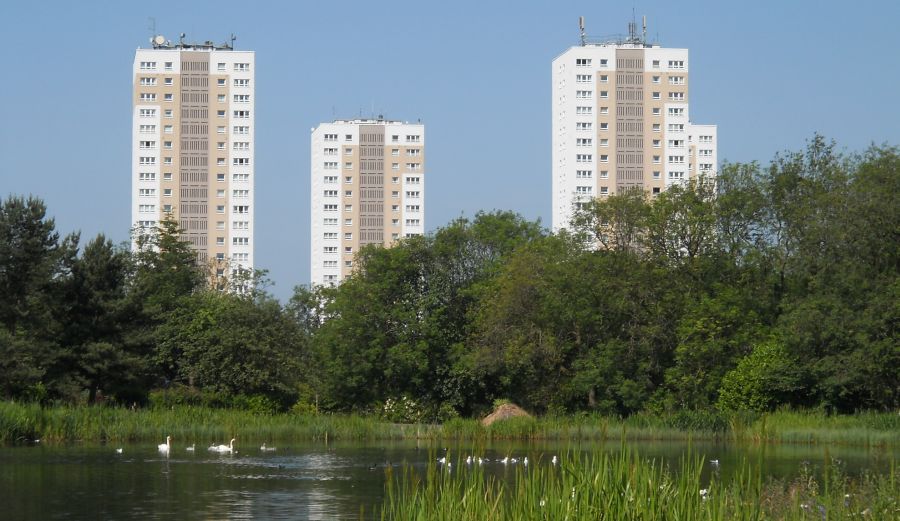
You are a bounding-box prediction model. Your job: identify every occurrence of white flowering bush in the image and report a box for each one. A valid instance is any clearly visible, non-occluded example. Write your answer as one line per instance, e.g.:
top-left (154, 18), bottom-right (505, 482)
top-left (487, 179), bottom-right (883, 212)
top-left (379, 396), bottom-right (426, 423)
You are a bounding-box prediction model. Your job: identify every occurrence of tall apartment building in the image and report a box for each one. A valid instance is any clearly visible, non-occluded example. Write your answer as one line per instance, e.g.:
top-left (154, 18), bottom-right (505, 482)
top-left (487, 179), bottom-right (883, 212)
top-left (552, 19), bottom-right (717, 231)
top-left (310, 118), bottom-right (425, 285)
top-left (132, 35), bottom-right (255, 276)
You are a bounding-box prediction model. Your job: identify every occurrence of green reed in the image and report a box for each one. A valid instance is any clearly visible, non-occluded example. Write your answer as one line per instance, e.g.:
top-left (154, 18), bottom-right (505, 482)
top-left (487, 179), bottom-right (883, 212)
top-left (1, 401), bottom-right (897, 448)
top-left (378, 448), bottom-right (899, 520)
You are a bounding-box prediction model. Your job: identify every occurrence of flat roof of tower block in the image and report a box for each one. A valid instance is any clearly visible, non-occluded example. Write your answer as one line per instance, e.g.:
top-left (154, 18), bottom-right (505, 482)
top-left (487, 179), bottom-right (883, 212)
top-left (140, 34), bottom-right (241, 51)
top-left (330, 117), bottom-right (421, 125)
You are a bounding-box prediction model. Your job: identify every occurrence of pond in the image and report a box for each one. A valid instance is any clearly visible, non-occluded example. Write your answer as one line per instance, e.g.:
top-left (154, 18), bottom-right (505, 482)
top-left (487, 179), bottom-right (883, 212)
top-left (1, 439), bottom-right (894, 520)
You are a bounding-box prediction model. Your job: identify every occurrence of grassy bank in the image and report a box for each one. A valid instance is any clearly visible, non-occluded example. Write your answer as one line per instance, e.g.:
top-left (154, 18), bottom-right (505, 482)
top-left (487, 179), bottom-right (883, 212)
top-left (378, 449), bottom-right (899, 520)
top-left (0, 401), bottom-right (897, 447)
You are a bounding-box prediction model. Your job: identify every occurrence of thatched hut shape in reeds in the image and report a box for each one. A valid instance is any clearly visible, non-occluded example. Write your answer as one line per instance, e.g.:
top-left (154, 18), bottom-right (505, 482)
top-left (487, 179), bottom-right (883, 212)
top-left (481, 403), bottom-right (531, 427)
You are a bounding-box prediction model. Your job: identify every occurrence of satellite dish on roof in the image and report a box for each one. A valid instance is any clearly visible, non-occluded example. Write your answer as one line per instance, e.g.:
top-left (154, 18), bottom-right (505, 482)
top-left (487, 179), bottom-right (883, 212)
top-left (153, 35), bottom-right (166, 46)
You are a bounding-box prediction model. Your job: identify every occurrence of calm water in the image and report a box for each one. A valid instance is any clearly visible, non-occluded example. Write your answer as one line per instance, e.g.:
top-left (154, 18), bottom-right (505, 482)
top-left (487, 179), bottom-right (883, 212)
top-left (1, 439), bottom-right (895, 520)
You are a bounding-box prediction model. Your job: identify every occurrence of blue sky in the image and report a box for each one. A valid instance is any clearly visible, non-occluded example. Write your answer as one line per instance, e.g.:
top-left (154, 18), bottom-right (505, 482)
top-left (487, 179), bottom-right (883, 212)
top-left (1, 0), bottom-right (898, 300)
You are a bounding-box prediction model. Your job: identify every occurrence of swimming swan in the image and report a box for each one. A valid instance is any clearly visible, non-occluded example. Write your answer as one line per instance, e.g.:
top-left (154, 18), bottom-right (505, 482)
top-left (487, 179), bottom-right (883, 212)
top-left (158, 435), bottom-right (171, 453)
top-left (209, 438), bottom-right (236, 453)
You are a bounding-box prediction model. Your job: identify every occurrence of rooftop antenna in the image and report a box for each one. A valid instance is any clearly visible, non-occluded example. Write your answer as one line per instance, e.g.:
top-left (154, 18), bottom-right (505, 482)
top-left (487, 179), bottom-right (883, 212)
top-left (179, 32), bottom-right (186, 47)
top-left (628, 8), bottom-right (637, 42)
top-left (642, 16), bottom-right (647, 44)
top-left (579, 16), bottom-right (586, 46)
top-left (230, 33), bottom-right (236, 49)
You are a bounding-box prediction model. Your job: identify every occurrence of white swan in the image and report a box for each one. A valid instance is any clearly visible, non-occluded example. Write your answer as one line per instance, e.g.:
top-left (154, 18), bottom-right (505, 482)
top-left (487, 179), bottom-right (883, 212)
top-left (185, 443), bottom-right (195, 452)
top-left (209, 438), bottom-right (236, 453)
top-left (260, 443), bottom-right (276, 452)
top-left (115, 448), bottom-right (123, 454)
top-left (158, 435), bottom-right (171, 453)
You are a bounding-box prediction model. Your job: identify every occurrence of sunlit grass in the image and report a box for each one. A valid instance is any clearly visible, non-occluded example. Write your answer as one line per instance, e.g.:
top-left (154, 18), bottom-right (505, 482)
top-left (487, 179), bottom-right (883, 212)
top-left (378, 447), bottom-right (899, 520)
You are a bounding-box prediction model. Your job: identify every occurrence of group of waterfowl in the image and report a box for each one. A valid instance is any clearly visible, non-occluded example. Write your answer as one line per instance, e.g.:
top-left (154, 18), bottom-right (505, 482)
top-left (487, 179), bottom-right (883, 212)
top-left (114, 436), bottom-right (276, 455)
top-left (437, 454), bottom-right (560, 468)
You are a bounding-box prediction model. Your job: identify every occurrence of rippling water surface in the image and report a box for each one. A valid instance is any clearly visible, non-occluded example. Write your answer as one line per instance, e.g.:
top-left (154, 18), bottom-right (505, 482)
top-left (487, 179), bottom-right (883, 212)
top-left (1, 439), bottom-right (894, 519)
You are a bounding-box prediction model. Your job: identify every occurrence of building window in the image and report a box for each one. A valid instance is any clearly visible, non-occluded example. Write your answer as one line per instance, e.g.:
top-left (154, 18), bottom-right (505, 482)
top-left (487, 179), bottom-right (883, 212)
top-left (138, 157), bottom-right (155, 165)
top-left (163, 61), bottom-right (173, 71)
top-left (576, 154), bottom-right (592, 163)
top-left (575, 186), bottom-right (592, 195)
top-left (217, 78), bottom-right (226, 87)
top-left (599, 58), bottom-right (608, 66)
top-left (576, 74), bottom-right (592, 83)
top-left (163, 93), bottom-right (173, 102)
top-left (599, 107), bottom-right (609, 115)
top-left (652, 108), bottom-right (661, 116)
top-left (576, 122), bottom-right (593, 131)
top-left (138, 188), bottom-right (155, 197)
top-left (344, 204), bottom-right (352, 212)
top-left (599, 154), bottom-right (609, 163)
top-left (575, 58), bottom-right (592, 66)
top-left (669, 92), bottom-right (685, 101)
top-left (163, 109), bottom-right (173, 118)
top-left (234, 126), bottom-right (250, 134)
top-left (669, 76), bottom-right (685, 85)
top-left (345, 134), bottom-right (353, 142)
top-left (139, 93), bottom-right (156, 102)
top-left (234, 94), bottom-right (250, 103)
top-left (405, 191), bottom-right (421, 199)
top-left (139, 108), bottom-right (156, 117)
top-left (651, 75), bottom-right (660, 83)
top-left (653, 123), bottom-right (661, 132)
top-left (139, 61), bottom-right (156, 70)
top-left (233, 158), bottom-right (250, 166)
top-left (234, 63), bottom-right (250, 72)
top-left (599, 186), bottom-right (609, 195)
top-left (652, 91), bottom-right (660, 100)
top-left (653, 155), bottom-right (661, 164)
top-left (599, 170), bottom-right (609, 179)
top-left (576, 106), bottom-right (592, 115)
top-left (576, 137), bottom-right (592, 147)
top-left (139, 78), bottom-right (156, 86)
top-left (668, 60), bottom-right (685, 69)
top-left (575, 90), bottom-right (592, 99)
top-left (652, 59), bottom-right (660, 68)
top-left (599, 122), bottom-right (608, 130)
top-left (233, 110), bottom-right (250, 119)
top-left (138, 172), bottom-right (155, 181)
top-left (234, 79), bottom-right (250, 87)
top-left (653, 139), bottom-right (661, 148)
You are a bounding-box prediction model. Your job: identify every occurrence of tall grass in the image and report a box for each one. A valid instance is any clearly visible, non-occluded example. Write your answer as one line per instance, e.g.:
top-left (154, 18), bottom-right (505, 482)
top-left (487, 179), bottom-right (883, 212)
top-left (1, 401), bottom-right (898, 447)
top-left (379, 448), bottom-right (899, 520)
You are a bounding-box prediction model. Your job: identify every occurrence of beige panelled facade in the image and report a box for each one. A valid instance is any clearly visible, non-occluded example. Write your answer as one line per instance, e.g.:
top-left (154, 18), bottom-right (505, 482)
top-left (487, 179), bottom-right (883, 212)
top-left (311, 119), bottom-right (425, 285)
top-left (132, 38), bottom-right (254, 279)
top-left (552, 27), bottom-right (717, 231)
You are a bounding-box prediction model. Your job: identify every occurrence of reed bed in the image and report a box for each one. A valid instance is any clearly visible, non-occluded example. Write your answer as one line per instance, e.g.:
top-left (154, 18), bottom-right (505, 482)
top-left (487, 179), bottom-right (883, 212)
top-left (1, 401), bottom-right (897, 448)
top-left (378, 448), bottom-right (899, 520)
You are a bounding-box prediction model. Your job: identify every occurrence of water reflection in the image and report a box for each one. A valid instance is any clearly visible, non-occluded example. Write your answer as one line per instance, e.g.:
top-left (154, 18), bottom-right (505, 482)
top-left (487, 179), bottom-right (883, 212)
top-left (0, 440), bottom-right (895, 520)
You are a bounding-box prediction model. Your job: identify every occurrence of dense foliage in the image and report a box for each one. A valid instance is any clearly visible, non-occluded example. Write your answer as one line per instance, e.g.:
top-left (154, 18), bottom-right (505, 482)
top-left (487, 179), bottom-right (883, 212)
top-left (0, 137), bottom-right (896, 417)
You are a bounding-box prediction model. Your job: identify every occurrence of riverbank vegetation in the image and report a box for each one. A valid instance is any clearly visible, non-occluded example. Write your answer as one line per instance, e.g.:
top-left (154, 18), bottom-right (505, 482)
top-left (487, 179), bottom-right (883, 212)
top-left (378, 448), bottom-right (899, 520)
top-left (1, 401), bottom-right (897, 447)
top-left (0, 136), bottom-right (897, 425)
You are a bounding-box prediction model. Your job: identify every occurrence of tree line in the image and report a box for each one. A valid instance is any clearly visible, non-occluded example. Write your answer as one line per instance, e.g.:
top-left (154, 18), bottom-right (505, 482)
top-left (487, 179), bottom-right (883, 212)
top-left (1, 136), bottom-right (897, 417)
